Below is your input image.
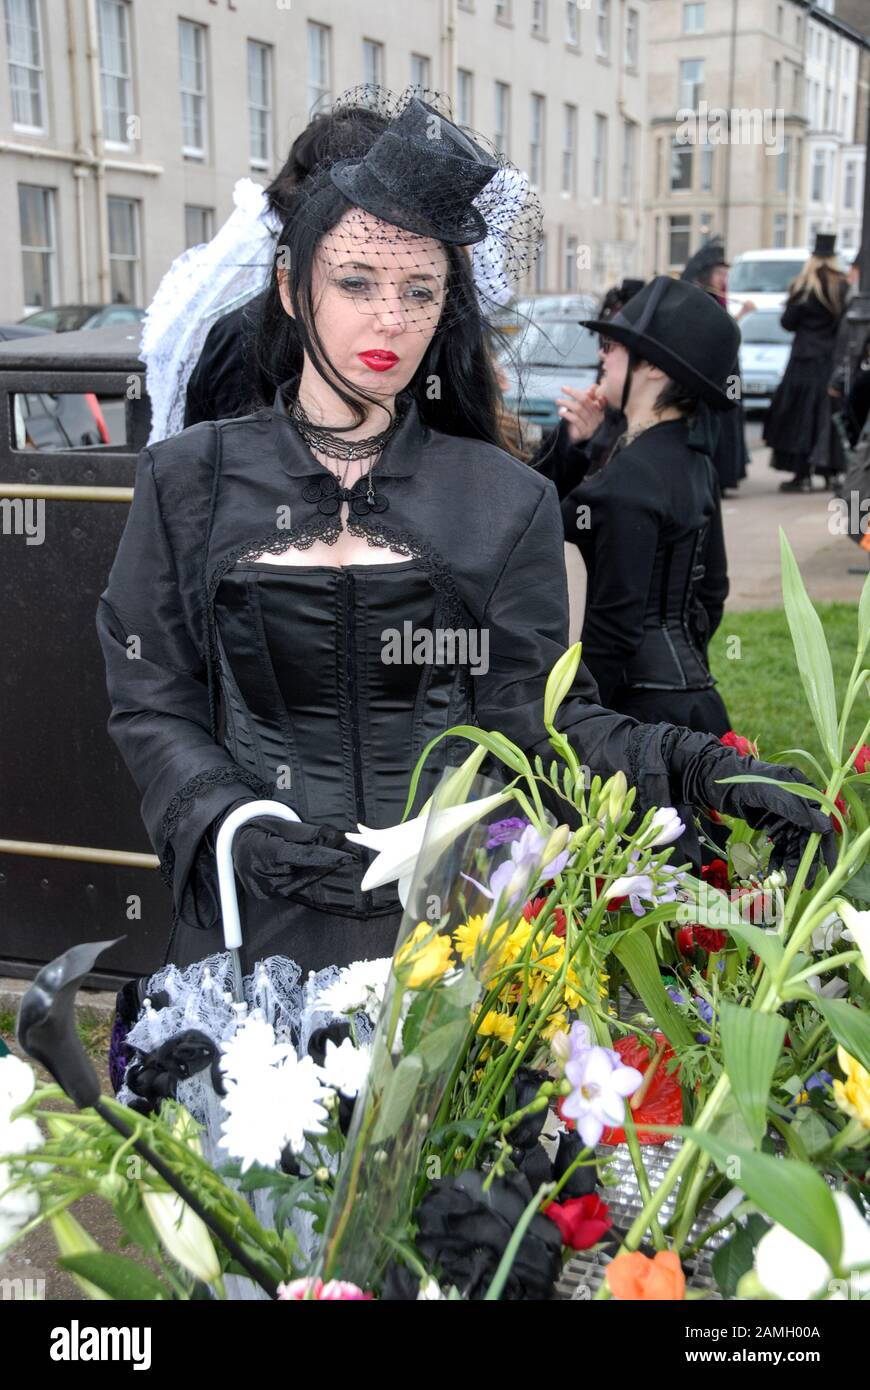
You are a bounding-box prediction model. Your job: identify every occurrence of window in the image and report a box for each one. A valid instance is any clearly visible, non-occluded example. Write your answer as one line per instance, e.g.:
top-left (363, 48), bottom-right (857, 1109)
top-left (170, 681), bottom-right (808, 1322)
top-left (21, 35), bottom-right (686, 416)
top-left (625, 7), bottom-right (638, 67)
top-left (683, 3), bottom-right (704, 33)
top-left (776, 135), bottom-right (791, 194)
top-left (564, 234), bottom-right (578, 290)
top-left (18, 184), bottom-right (55, 309)
top-left (792, 67), bottom-right (802, 112)
top-left (457, 68), bottom-right (473, 126)
top-left (5, 0), bottom-right (46, 130)
top-left (795, 14), bottom-right (802, 43)
top-left (531, 0), bottom-right (547, 35)
top-left (773, 212), bottom-right (788, 249)
top-left (776, 3), bottom-right (783, 35)
top-left (668, 214), bottom-right (691, 267)
top-left (700, 143), bottom-right (713, 191)
top-left (494, 81), bottom-right (510, 157)
top-left (530, 93), bottom-right (545, 189)
top-left (566, 0), bottom-right (579, 46)
top-left (184, 204), bottom-right (213, 249)
top-left (363, 39), bottom-right (383, 88)
top-left (698, 210), bottom-right (714, 241)
top-left (844, 159), bottom-right (857, 210)
top-left (593, 113), bottom-right (607, 199)
top-left (98, 1), bottom-right (132, 145)
top-left (671, 138), bottom-right (693, 191)
top-left (107, 196), bottom-right (140, 304)
top-left (247, 41), bottom-right (272, 169)
top-left (679, 58), bottom-right (704, 110)
top-left (811, 149), bottom-right (826, 202)
top-left (561, 103), bottom-right (577, 195)
top-left (179, 19), bottom-right (207, 157)
top-left (596, 0), bottom-right (609, 58)
top-left (824, 85), bottom-right (833, 129)
top-left (307, 21), bottom-right (330, 117)
top-left (772, 61), bottom-right (780, 110)
top-left (620, 119), bottom-right (636, 201)
top-left (410, 53), bottom-right (430, 92)
top-left (656, 136), bottom-right (663, 196)
top-left (534, 232), bottom-right (547, 292)
top-left (495, 0), bottom-right (511, 20)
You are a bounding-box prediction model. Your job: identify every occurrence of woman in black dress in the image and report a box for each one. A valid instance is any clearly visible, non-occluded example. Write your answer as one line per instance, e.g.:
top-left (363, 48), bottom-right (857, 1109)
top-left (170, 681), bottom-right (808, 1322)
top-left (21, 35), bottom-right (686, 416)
top-left (96, 95), bottom-right (831, 981)
top-left (764, 233), bottom-right (849, 493)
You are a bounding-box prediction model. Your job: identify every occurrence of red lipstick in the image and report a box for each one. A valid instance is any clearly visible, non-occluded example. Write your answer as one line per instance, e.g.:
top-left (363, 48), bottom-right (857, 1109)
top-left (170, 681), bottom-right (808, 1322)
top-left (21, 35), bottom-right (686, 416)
top-left (358, 350), bottom-right (399, 372)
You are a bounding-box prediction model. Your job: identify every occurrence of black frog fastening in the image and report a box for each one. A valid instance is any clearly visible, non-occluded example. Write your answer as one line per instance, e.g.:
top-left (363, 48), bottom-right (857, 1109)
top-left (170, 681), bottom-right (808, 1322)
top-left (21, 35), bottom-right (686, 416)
top-left (301, 472), bottom-right (389, 516)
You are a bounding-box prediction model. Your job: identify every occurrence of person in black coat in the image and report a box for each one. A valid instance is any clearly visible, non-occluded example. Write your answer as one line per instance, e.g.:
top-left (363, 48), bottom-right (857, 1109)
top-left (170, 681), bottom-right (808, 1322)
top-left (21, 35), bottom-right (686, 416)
top-left (537, 277), bottom-right (733, 736)
top-left (96, 99), bottom-right (832, 979)
top-left (764, 232), bottom-right (849, 492)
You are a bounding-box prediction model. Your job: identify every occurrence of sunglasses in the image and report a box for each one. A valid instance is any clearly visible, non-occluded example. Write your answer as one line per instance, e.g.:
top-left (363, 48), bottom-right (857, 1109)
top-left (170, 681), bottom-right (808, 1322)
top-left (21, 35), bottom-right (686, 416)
top-left (598, 337), bottom-right (617, 355)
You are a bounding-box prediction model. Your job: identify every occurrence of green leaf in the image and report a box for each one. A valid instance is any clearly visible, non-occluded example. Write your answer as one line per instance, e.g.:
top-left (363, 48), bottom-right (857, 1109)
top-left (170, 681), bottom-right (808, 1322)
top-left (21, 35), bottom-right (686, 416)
top-left (810, 996), bottom-right (870, 1074)
top-left (711, 1214), bottom-right (770, 1297)
top-left (612, 932), bottom-right (694, 1049)
top-left (730, 841), bottom-right (761, 878)
top-left (719, 1002), bottom-right (787, 1147)
top-left (843, 862), bottom-right (870, 904)
top-left (371, 1055), bottom-right (425, 1143)
top-left (791, 1108), bottom-right (831, 1156)
top-left (415, 1019), bottom-right (469, 1075)
top-left (779, 528), bottom-right (839, 766)
top-left (57, 1253), bottom-right (170, 1301)
top-left (680, 1127), bottom-right (842, 1269)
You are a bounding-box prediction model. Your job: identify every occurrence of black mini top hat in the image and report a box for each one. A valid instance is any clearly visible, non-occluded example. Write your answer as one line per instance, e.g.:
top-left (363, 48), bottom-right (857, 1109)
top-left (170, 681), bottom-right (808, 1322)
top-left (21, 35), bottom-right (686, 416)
top-left (681, 239), bottom-right (728, 284)
top-left (812, 231), bottom-right (837, 259)
top-left (329, 96), bottom-right (500, 245)
top-left (581, 275), bottom-right (741, 411)
top-left (619, 278), bottom-right (646, 300)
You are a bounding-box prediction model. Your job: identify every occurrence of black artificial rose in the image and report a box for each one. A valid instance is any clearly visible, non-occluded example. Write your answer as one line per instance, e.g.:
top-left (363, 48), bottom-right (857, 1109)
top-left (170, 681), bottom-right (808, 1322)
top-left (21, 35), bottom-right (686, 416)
top-left (413, 1169), bottom-right (562, 1300)
top-left (307, 1020), bottom-right (351, 1067)
top-left (553, 1130), bottom-right (598, 1197)
top-left (507, 1066), bottom-right (550, 1150)
top-left (513, 1140), bottom-right (553, 1190)
top-left (380, 1262), bottom-right (421, 1301)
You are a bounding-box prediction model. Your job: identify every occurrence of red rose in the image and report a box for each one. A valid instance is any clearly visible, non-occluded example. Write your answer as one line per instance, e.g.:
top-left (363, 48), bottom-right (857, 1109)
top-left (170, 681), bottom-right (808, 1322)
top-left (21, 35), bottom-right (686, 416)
top-left (544, 1193), bottom-right (612, 1250)
top-left (720, 730), bottom-right (757, 758)
top-left (522, 896), bottom-right (567, 937)
top-left (832, 793), bottom-right (848, 834)
top-left (852, 745), bottom-right (870, 774)
top-left (700, 858), bottom-right (730, 893)
top-left (676, 925), bottom-right (696, 956)
top-left (676, 923), bottom-right (726, 954)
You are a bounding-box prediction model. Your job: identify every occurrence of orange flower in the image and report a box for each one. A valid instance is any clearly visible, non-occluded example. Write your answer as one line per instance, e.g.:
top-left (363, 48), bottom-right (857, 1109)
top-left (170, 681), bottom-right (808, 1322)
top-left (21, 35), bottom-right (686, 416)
top-left (606, 1249), bottom-right (685, 1301)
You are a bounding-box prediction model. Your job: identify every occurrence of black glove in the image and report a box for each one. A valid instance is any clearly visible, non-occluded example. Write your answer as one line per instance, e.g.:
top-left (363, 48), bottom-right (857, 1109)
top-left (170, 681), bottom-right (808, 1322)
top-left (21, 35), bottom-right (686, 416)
top-left (230, 814), bottom-right (360, 901)
top-left (669, 734), bottom-right (837, 886)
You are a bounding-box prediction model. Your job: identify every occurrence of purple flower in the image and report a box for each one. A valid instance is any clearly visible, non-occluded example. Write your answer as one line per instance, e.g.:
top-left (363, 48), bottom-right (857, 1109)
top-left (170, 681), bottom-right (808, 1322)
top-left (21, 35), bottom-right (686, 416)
top-left (666, 986), bottom-right (687, 1007)
top-left (561, 1021), bottom-right (643, 1148)
top-left (693, 995), bottom-right (714, 1044)
top-left (463, 824), bottom-right (570, 916)
top-left (485, 817), bottom-right (529, 850)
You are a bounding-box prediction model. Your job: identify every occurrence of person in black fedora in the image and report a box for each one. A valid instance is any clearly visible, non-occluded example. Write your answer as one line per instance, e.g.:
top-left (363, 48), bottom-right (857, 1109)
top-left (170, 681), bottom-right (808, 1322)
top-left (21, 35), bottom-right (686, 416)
top-left (97, 90), bottom-right (832, 989)
top-left (542, 276), bottom-right (739, 739)
top-left (680, 239), bottom-right (749, 496)
top-left (764, 232), bottom-right (848, 492)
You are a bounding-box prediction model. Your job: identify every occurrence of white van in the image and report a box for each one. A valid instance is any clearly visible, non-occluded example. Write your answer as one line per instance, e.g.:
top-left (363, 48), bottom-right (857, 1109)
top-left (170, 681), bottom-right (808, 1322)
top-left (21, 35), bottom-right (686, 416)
top-left (726, 247), bottom-right (809, 316)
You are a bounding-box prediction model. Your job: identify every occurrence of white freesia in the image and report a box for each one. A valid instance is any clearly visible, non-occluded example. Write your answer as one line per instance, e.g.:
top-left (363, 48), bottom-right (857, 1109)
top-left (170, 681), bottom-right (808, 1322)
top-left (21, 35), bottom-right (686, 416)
top-left (142, 1190), bottom-right (221, 1284)
top-left (417, 1276), bottom-right (446, 1300)
top-left (220, 1052), bottom-right (329, 1169)
top-left (811, 910), bottom-right (844, 955)
top-left (836, 901), bottom-right (870, 982)
top-left (639, 807), bottom-right (685, 847)
top-left (319, 1037), bottom-right (371, 1099)
top-left (346, 788), bottom-right (516, 907)
top-left (312, 958), bottom-right (391, 1017)
top-left (754, 1192), bottom-right (870, 1300)
top-left (806, 974), bottom-right (849, 999)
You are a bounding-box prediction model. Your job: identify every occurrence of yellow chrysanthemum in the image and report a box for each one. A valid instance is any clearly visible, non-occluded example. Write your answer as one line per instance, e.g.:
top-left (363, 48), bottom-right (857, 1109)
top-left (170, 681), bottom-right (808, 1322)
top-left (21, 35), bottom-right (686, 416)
top-left (541, 1009), bottom-right (569, 1043)
top-left (453, 915), bottom-right (488, 962)
top-left (473, 1007), bottom-right (516, 1045)
top-left (833, 1046), bottom-right (870, 1128)
top-left (395, 922), bottom-right (454, 989)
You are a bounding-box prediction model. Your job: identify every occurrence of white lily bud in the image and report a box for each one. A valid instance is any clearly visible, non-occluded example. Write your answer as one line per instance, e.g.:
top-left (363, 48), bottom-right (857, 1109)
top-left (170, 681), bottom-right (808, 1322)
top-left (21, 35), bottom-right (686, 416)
top-left (142, 1190), bottom-right (221, 1284)
top-left (543, 643), bottom-right (582, 727)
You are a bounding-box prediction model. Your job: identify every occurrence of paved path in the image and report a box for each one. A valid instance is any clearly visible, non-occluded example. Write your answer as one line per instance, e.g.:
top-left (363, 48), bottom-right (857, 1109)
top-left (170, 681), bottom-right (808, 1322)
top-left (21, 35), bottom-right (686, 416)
top-left (723, 423), bottom-right (868, 610)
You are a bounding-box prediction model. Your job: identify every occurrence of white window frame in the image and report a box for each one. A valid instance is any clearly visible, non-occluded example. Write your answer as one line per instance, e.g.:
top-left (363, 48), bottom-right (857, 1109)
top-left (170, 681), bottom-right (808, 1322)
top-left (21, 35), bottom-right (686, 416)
top-left (682, 2), bottom-right (705, 34)
top-left (670, 137), bottom-right (693, 193)
top-left (531, 0), bottom-right (547, 36)
top-left (362, 38), bottom-right (384, 89)
top-left (844, 158), bottom-right (856, 211)
top-left (107, 195), bottom-right (142, 305)
top-left (534, 231), bottom-right (548, 292)
top-left (593, 112), bottom-right (607, 200)
top-left (564, 233), bottom-right (578, 290)
top-left (561, 102), bottom-right (577, 196)
top-left (247, 39), bottom-right (272, 170)
top-left (624, 7), bottom-right (638, 68)
top-left (457, 68), bottom-right (473, 127)
top-left (668, 213), bottom-right (691, 268)
top-left (620, 118), bottom-right (636, 203)
top-left (565, 0), bottom-right (579, 47)
top-left (307, 21), bottom-right (331, 117)
top-left (495, 0), bottom-right (512, 21)
top-left (179, 19), bottom-right (207, 159)
top-left (410, 53), bottom-right (430, 93)
top-left (679, 57), bottom-right (704, 111)
top-left (776, 135), bottom-right (791, 195)
top-left (5, 0), bottom-right (47, 133)
top-left (530, 92), bottom-right (545, 190)
top-left (772, 211), bottom-right (787, 249)
top-left (184, 203), bottom-right (214, 249)
top-left (700, 142), bottom-right (714, 191)
top-left (595, 0), bottom-right (610, 58)
top-left (494, 80), bottom-right (510, 158)
top-left (98, 0), bottom-right (133, 149)
top-left (18, 182), bottom-right (57, 312)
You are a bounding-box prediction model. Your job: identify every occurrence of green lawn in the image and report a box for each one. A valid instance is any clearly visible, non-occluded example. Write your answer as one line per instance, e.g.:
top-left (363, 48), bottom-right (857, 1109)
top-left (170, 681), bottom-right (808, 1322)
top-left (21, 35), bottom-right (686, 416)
top-left (709, 603), bottom-right (868, 767)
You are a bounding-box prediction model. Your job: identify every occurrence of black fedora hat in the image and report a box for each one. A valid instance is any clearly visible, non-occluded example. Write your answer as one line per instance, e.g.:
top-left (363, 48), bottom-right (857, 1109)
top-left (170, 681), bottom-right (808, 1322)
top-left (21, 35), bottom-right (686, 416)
top-left (329, 97), bottom-right (499, 245)
top-left (681, 239), bottom-right (728, 284)
top-left (581, 275), bottom-right (741, 411)
top-left (812, 231), bottom-right (837, 259)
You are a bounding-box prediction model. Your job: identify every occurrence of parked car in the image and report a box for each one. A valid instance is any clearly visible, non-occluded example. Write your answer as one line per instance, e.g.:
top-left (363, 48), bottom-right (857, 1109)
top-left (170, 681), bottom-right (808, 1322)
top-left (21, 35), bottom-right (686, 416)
top-left (17, 303), bottom-right (144, 333)
top-left (498, 316), bottom-right (601, 433)
top-left (738, 308), bottom-right (794, 412)
top-left (727, 248), bottom-right (811, 316)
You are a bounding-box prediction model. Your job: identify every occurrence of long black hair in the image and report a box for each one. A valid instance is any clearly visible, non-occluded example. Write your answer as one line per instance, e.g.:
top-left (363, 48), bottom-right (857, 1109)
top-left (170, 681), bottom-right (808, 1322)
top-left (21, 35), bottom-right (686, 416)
top-left (252, 173), bottom-right (507, 447)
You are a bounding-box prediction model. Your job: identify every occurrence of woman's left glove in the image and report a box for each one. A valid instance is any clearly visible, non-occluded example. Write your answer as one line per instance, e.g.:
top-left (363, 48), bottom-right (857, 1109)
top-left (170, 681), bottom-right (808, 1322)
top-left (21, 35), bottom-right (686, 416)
top-left (666, 734), bottom-right (837, 885)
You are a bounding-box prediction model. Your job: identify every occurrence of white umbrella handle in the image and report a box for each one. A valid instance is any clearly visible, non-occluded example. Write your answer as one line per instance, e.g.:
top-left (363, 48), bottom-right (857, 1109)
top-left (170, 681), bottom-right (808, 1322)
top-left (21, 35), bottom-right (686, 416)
top-left (215, 800), bottom-right (301, 951)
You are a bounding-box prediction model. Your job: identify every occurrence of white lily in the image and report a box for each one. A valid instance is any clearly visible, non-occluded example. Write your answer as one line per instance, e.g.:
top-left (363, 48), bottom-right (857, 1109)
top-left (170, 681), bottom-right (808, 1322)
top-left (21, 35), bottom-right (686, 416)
top-left (836, 900), bottom-right (870, 982)
top-left (347, 787), bottom-right (516, 908)
top-left (753, 1191), bottom-right (870, 1300)
top-left (143, 1189), bottom-right (221, 1285)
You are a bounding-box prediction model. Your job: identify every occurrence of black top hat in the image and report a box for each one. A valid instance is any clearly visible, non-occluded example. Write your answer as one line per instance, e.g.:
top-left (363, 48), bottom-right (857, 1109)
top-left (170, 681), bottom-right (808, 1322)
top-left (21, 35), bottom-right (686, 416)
top-left (681, 240), bottom-right (728, 284)
top-left (812, 231), bottom-right (837, 259)
top-left (329, 97), bottom-right (500, 245)
top-left (619, 278), bottom-right (645, 301)
top-left (581, 275), bottom-right (741, 411)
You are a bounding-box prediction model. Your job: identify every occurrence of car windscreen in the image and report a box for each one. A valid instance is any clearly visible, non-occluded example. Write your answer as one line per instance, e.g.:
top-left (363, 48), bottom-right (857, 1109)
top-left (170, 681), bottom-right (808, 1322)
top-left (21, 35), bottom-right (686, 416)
top-left (728, 260), bottom-right (803, 293)
top-left (738, 312), bottom-right (794, 344)
top-left (513, 321), bottom-right (601, 368)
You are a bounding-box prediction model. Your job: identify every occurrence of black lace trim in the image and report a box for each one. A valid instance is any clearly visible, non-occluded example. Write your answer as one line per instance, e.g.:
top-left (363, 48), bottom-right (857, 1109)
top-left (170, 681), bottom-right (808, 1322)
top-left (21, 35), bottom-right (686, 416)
top-left (158, 764), bottom-right (272, 885)
top-left (206, 515), bottom-right (344, 607)
top-left (344, 517), bottom-right (467, 630)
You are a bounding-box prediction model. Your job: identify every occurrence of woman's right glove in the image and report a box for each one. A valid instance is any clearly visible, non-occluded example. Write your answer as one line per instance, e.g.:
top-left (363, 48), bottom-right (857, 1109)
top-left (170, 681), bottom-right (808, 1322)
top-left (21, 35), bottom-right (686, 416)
top-left (230, 813), bottom-right (360, 901)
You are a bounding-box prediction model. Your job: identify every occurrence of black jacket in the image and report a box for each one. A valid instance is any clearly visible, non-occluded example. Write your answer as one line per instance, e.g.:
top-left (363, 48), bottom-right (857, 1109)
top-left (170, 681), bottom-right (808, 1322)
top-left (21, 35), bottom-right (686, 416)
top-left (96, 390), bottom-right (742, 936)
top-left (537, 418), bottom-right (728, 708)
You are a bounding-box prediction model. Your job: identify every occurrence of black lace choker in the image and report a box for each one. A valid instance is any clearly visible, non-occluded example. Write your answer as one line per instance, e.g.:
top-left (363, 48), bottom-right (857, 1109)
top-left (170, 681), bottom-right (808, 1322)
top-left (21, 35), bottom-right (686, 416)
top-left (289, 399), bottom-right (402, 462)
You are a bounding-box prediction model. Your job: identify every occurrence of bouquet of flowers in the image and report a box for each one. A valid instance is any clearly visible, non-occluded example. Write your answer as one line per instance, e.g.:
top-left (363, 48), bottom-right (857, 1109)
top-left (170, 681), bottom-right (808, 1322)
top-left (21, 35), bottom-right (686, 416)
top-left (2, 534), bottom-right (869, 1301)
